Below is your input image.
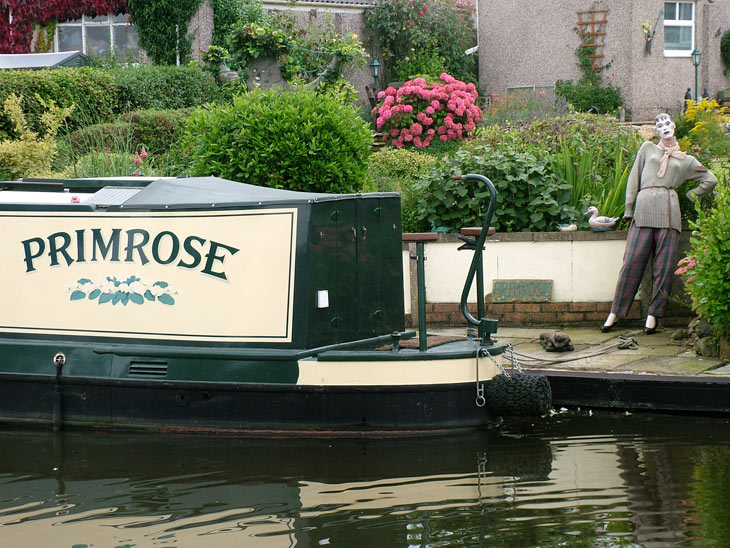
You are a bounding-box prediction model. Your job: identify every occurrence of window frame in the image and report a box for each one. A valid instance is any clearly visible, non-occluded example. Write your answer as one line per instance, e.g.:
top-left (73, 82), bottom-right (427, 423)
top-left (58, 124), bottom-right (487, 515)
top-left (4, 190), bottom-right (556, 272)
top-left (54, 13), bottom-right (138, 58)
top-left (663, 1), bottom-right (695, 58)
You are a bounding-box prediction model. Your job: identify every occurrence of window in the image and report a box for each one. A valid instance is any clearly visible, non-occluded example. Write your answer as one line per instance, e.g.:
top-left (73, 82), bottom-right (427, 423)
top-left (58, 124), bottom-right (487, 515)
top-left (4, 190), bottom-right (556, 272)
top-left (664, 1), bottom-right (694, 56)
top-left (55, 13), bottom-right (139, 61)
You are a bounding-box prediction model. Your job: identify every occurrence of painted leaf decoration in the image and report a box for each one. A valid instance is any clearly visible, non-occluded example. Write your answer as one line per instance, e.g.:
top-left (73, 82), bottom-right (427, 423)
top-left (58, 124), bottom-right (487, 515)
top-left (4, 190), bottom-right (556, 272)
top-left (144, 290), bottom-right (155, 301)
top-left (153, 281), bottom-right (169, 288)
top-left (77, 278), bottom-right (92, 285)
top-left (130, 293), bottom-right (144, 305)
top-left (88, 289), bottom-right (101, 300)
top-left (112, 292), bottom-right (123, 305)
top-left (99, 293), bottom-right (112, 304)
top-left (158, 294), bottom-right (175, 305)
top-left (121, 293), bottom-right (130, 306)
top-left (70, 290), bottom-right (86, 301)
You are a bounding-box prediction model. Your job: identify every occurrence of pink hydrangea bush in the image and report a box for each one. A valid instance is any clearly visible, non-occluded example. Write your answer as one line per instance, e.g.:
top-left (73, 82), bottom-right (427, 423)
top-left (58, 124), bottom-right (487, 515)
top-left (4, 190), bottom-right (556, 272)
top-left (373, 73), bottom-right (482, 149)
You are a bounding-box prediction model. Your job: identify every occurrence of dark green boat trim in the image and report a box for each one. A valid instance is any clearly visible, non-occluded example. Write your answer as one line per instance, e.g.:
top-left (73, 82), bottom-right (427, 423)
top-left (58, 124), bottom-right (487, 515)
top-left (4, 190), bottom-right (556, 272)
top-left (316, 340), bottom-right (508, 361)
top-left (91, 331), bottom-right (418, 361)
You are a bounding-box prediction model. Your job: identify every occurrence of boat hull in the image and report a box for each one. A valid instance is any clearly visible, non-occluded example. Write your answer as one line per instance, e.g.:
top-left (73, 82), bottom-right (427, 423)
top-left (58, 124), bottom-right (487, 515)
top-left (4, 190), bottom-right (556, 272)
top-left (0, 338), bottom-right (504, 435)
top-left (0, 376), bottom-right (500, 435)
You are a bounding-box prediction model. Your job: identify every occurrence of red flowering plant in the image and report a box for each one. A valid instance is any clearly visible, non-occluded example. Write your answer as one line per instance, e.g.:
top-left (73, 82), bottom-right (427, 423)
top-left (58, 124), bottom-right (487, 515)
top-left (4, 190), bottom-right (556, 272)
top-left (373, 73), bottom-right (482, 149)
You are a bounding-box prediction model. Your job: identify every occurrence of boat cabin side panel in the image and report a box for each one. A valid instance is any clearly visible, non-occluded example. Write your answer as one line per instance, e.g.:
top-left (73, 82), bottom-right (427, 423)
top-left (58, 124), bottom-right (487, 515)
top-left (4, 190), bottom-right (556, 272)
top-left (0, 208), bottom-right (302, 346)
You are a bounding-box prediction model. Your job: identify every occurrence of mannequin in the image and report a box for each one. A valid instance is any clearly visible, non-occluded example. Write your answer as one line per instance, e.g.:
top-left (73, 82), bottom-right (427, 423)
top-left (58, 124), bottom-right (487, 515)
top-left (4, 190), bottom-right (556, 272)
top-left (601, 113), bottom-right (717, 334)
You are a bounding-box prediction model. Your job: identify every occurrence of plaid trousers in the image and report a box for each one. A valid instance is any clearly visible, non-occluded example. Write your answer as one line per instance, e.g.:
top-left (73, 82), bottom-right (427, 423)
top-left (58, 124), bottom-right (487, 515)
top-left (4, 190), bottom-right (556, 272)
top-left (610, 222), bottom-right (680, 318)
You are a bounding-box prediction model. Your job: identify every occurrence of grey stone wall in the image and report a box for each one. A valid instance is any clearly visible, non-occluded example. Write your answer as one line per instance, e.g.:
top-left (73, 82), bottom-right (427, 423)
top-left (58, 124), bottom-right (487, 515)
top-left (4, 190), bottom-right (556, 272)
top-left (478, 0), bottom-right (730, 121)
top-left (267, 3), bottom-right (375, 99)
top-left (188, 1), bottom-right (376, 109)
top-left (189, 0), bottom-right (214, 61)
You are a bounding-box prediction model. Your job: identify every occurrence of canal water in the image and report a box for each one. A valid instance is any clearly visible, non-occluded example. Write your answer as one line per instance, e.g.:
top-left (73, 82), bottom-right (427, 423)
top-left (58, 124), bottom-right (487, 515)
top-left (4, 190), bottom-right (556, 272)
top-left (1, 412), bottom-right (729, 548)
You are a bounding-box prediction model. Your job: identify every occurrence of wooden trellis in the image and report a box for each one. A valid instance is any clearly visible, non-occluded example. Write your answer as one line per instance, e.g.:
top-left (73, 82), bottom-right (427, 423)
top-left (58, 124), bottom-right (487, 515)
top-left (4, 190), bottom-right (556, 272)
top-left (576, 9), bottom-right (608, 71)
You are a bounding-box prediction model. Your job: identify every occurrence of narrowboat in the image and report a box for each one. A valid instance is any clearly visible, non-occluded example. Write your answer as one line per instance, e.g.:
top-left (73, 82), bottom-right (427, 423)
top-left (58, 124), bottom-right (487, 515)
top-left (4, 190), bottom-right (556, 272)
top-left (0, 174), bottom-right (533, 435)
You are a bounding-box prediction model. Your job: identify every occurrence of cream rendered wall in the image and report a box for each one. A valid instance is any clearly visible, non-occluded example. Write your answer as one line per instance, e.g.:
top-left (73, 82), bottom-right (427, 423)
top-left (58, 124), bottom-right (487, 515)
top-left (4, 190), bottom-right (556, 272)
top-left (402, 236), bottom-right (628, 306)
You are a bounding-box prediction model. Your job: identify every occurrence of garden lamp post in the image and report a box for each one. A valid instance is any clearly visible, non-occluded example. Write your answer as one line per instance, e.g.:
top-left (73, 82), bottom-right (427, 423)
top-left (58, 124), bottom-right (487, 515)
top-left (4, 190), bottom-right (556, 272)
top-left (691, 48), bottom-right (701, 102)
top-left (369, 58), bottom-right (381, 93)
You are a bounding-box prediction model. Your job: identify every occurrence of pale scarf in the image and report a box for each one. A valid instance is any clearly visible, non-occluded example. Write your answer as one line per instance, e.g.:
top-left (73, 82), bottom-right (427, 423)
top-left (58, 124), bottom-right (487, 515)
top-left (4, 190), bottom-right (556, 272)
top-left (657, 137), bottom-right (686, 178)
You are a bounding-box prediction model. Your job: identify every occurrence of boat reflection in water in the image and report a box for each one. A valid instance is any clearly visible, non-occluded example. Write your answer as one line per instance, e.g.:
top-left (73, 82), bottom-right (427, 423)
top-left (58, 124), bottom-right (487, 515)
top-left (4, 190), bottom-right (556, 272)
top-left (1, 413), bottom-right (729, 547)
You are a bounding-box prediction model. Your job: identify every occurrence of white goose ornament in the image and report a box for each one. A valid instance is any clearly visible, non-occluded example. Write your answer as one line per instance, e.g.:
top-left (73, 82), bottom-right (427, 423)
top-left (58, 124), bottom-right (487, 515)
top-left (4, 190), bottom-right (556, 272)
top-left (586, 206), bottom-right (618, 231)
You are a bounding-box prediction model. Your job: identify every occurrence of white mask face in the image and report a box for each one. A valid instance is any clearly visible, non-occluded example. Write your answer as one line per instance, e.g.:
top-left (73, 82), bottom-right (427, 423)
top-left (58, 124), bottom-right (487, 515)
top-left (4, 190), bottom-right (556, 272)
top-left (654, 114), bottom-right (675, 139)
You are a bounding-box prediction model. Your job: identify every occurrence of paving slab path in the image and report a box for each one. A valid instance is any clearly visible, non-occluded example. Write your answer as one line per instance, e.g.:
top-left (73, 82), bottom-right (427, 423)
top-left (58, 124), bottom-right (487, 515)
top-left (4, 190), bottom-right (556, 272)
top-left (432, 325), bottom-right (730, 415)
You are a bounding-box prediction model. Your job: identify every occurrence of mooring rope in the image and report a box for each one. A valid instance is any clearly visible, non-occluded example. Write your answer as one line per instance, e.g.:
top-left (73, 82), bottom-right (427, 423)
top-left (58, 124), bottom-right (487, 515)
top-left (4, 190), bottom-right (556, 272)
top-left (502, 335), bottom-right (639, 368)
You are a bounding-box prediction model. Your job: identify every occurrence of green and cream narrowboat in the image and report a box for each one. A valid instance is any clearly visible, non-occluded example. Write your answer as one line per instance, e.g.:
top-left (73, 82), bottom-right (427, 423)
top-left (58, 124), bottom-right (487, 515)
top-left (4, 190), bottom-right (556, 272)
top-left (0, 175), bottom-right (523, 435)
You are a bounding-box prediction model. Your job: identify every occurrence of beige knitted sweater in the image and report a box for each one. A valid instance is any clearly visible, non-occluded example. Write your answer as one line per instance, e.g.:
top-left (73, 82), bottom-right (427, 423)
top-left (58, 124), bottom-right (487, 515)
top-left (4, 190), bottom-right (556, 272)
top-left (624, 141), bottom-right (718, 231)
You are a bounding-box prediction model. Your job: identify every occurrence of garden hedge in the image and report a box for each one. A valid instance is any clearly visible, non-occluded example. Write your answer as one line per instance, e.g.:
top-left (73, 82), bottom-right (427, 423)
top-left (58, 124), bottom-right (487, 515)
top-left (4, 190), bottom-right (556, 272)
top-left (0, 65), bottom-right (217, 140)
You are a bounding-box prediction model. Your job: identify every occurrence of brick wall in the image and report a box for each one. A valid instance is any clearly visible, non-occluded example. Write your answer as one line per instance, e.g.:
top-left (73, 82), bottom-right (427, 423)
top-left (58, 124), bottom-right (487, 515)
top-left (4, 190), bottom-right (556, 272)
top-left (407, 300), bottom-right (644, 327)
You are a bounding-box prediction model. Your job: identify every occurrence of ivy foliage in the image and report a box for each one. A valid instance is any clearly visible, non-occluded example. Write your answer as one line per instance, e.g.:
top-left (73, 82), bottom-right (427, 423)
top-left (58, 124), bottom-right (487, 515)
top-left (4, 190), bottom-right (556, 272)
top-left (127, 0), bottom-right (202, 65)
top-left (722, 30), bottom-right (730, 75)
top-left (554, 29), bottom-right (623, 114)
top-left (210, 0), bottom-right (247, 47)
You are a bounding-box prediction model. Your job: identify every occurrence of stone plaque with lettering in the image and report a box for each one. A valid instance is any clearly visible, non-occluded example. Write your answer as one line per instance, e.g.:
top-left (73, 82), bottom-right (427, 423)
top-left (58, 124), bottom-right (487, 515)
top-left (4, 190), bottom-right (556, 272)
top-left (492, 279), bottom-right (553, 303)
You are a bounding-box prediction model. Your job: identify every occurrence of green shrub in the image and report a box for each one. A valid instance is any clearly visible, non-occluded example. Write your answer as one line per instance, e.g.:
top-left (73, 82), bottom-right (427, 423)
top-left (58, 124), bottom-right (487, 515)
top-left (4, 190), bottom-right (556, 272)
top-left (0, 93), bottom-right (73, 179)
top-left (676, 180), bottom-right (730, 339)
top-left (468, 114), bottom-right (641, 227)
top-left (414, 143), bottom-right (575, 233)
top-left (184, 88), bottom-right (373, 193)
top-left (108, 66), bottom-right (219, 112)
top-left (365, 0), bottom-right (477, 83)
top-left (120, 108), bottom-right (193, 155)
top-left (554, 79), bottom-right (623, 114)
top-left (366, 148), bottom-right (436, 232)
top-left (63, 150), bottom-right (140, 178)
top-left (391, 49), bottom-right (447, 82)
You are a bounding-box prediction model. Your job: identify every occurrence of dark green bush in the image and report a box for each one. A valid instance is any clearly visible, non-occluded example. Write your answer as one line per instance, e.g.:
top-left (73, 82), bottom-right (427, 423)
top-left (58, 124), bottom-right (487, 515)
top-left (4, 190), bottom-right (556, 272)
top-left (64, 122), bottom-right (133, 156)
top-left (108, 66), bottom-right (219, 112)
top-left (184, 88), bottom-right (373, 193)
top-left (366, 148), bottom-right (437, 232)
top-left (554, 79), bottom-right (623, 114)
top-left (721, 29), bottom-right (730, 72)
top-left (364, 0), bottom-right (477, 83)
top-left (414, 143), bottom-right (575, 233)
top-left (119, 108), bottom-right (193, 155)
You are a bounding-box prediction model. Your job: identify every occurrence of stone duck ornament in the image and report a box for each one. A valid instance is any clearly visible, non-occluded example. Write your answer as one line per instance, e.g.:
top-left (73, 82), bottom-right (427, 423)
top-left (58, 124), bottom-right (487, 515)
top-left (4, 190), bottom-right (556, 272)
top-left (585, 206), bottom-right (618, 231)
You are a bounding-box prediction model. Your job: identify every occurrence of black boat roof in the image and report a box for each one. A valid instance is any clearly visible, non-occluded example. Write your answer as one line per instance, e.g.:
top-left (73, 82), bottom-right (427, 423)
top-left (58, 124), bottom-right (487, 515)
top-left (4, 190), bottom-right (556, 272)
top-left (1, 176), bottom-right (397, 210)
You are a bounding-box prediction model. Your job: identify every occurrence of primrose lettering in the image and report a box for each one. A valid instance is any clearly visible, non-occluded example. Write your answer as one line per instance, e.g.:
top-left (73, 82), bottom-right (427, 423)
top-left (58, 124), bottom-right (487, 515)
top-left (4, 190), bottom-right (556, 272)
top-left (21, 229), bottom-right (240, 280)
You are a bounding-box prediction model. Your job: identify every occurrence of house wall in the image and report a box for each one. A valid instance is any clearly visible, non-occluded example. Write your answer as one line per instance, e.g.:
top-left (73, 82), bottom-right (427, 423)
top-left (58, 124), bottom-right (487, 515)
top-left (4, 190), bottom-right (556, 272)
top-left (478, 0), bottom-right (730, 121)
